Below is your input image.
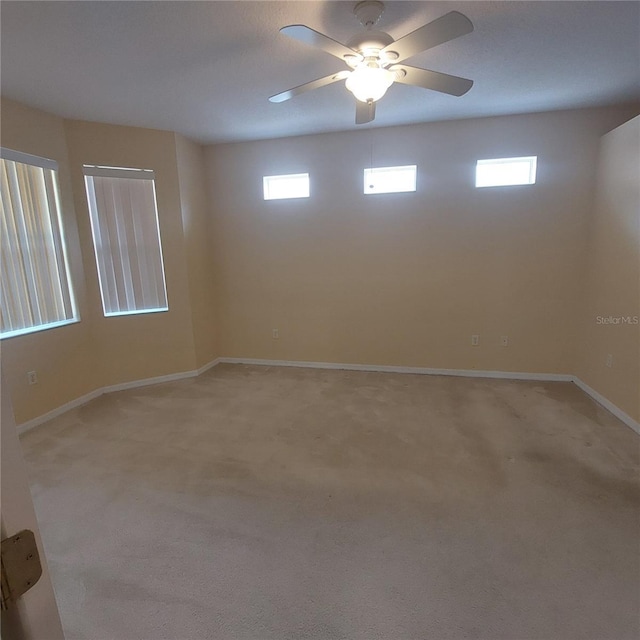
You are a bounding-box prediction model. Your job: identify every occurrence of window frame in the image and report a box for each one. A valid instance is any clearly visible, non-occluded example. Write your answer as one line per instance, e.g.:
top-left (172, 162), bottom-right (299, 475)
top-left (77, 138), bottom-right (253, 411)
top-left (363, 165), bottom-right (417, 195)
top-left (475, 156), bottom-right (538, 188)
top-left (83, 165), bottom-right (169, 318)
top-left (0, 148), bottom-right (79, 340)
top-left (263, 173), bottom-right (310, 201)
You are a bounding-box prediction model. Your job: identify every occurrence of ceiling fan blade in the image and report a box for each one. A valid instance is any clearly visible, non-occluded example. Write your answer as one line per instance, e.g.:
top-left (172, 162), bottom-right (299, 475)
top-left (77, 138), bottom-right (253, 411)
top-left (269, 70), bottom-right (351, 103)
top-left (280, 25), bottom-right (360, 62)
top-left (391, 65), bottom-right (473, 96)
top-left (381, 11), bottom-right (473, 63)
top-left (355, 100), bottom-right (376, 125)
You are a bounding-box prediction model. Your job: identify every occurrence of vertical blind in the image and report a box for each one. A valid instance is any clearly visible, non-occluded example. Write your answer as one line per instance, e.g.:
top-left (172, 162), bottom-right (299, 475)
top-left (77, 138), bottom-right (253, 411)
top-left (83, 166), bottom-right (168, 316)
top-left (1, 150), bottom-right (77, 337)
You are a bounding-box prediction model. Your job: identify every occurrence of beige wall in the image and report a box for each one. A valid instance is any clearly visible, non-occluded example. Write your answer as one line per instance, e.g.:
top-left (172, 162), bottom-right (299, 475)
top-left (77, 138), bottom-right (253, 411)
top-left (175, 134), bottom-right (220, 369)
top-left (64, 120), bottom-right (198, 387)
top-left (577, 116), bottom-right (640, 422)
top-left (206, 106), bottom-right (637, 374)
top-left (1, 99), bottom-right (97, 424)
top-left (2, 97), bottom-right (638, 426)
top-left (1, 101), bottom-right (218, 424)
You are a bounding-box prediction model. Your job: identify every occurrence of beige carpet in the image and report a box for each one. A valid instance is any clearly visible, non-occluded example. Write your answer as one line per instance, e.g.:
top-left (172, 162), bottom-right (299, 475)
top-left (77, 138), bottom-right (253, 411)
top-left (20, 364), bottom-right (640, 639)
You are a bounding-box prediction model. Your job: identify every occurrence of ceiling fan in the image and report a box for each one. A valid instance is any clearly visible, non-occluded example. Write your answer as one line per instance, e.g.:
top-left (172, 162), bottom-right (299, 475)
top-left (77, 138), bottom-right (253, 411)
top-left (269, 1), bottom-right (474, 125)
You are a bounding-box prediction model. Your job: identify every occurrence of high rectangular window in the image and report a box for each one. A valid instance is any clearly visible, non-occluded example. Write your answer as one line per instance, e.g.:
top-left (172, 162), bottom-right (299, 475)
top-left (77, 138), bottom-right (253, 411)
top-left (83, 165), bottom-right (168, 317)
top-left (364, 165), bottom-right (417, 195)
top-left (263, 173), bottom-right (310, 200)
top-left (475, 156), bottom-right (537, 188)
top-left (1, 149), bottom-right (78, 339)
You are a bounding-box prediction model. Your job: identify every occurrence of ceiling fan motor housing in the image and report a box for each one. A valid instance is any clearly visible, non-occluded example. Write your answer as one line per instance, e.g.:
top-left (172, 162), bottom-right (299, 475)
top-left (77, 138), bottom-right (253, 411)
top-left (346, 30), bottom-right (394, 60)
top-left (354, 1), bottom-right (385, 28)
top-left (271, 4), bottom-right (474, 125)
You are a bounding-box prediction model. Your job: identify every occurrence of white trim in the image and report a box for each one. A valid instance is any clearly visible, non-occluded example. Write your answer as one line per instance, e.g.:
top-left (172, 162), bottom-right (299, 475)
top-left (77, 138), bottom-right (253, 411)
top-left (17, 357), bottom-right (638, 438)
top-left (101, 369), bottom-right (199, 394)
top-left (17, 389), bottom-right (103, 436)
top-left (217, 357), bottom-right (573, 382)
top-left (103, 307), bottom-right (168, 318)
top-left (1, 147), bottom-right (58, 171)
top-left (196, 358), bottom-right (222, 376)
top-left (17, 358), bottom-right (222, 436)
top-left (218, 359), bottom-right (638, 435)
top-left (572, 376), bottom-right (640, 435)
top-left (1, 318), bottom-right (80, 341)
top-left (364, 165), bottom-right (417, 195)
top-left (475, 156), bottom-right (537, 188)
top-left (263, 173), bottom-right (310, 200)
top-left (82, 165), bottom-right (155, 180)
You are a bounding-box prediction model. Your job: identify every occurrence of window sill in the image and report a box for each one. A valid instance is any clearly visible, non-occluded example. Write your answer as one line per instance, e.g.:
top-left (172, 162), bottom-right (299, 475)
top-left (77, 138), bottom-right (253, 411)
top-left (1, 317), bottom-right (80, 341)
top-left (103, 307), bottom-right (169, 318)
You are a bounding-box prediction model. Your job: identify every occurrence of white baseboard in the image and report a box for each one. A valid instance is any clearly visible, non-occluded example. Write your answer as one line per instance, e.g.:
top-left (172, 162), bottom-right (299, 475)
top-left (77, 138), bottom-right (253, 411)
top-left (218, 358), bottom-right (638, 435)
top-left (17, 357), bottom-right (222, 435)
top-left (196, 357), bottom-right (222, 376)
top-left (572, 376), bottom-right (640, 435)
top-left (217, 357), bottom-right (573, 382)
top-left (16, 389), bottom-right (104, 435)
top-left (102, 369), bottom-right (198, 394)
top-left (17, 356), bottom-right (638, 438)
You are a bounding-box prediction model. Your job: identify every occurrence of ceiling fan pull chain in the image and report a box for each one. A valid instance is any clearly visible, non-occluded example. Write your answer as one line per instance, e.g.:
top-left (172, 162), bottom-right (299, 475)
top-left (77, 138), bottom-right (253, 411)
top-left (369, 131), bottom-right (375, 186)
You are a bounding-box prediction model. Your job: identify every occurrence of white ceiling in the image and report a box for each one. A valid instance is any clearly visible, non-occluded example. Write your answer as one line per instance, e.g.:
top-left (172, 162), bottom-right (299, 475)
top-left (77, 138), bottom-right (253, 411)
top-left (2, 1), bottom-right (639, 144)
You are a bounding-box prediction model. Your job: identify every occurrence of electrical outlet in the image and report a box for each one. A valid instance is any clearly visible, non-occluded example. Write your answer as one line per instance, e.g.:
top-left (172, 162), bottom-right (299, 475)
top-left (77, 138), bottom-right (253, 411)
top-left (272, 329), bottom-right (279, 339)
top-left (606, 353), bottom-right (613, 368)
top-left (27, 371), bottom-right (38, 385)
top-left (471, 335), bottom-right (479, 346)
top-left (501, 336), bottom-right (509, 347)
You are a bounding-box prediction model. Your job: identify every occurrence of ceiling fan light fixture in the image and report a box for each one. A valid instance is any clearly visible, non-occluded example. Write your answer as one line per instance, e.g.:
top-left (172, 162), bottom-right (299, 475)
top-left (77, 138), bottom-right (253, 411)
top-left (345, 65), bottom-right (394, 103)
top-left (273, 5), bottom-right (475, 124)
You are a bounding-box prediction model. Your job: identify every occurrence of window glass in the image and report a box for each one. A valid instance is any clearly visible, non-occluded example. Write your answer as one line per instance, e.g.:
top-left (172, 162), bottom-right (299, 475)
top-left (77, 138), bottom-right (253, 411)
top-left (83, 166), bottom-right (168, 316)
top-left (364, 165), bottom-right (417, 195)
top-left (263, 173), bottom-right (310, 200)
top-left (1, 150), bottom-right (77, 338)
top-left (475, 157), bottom-right (537, 187)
